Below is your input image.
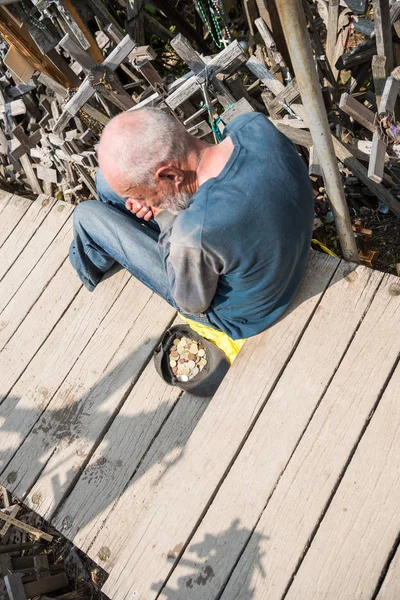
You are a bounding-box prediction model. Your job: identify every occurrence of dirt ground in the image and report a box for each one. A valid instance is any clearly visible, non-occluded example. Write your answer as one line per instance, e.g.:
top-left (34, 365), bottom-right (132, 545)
top-left (313, 207), bottom-right (400, 275)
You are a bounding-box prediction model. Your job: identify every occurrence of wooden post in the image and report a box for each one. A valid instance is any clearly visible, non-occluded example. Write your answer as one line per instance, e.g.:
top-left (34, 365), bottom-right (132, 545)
top-left (372, 54), bottom-right (388, 106)
top-left (326, 0), bottom-right (340, 79)
top-left (373, 0), bottom-right (394, 73)
top-left (276, 0), bottom-right (359, 262)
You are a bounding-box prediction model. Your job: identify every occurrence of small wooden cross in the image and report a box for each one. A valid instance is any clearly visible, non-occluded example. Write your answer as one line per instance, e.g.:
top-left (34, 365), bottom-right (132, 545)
top-left (10, 124), bottom-right (42, 161)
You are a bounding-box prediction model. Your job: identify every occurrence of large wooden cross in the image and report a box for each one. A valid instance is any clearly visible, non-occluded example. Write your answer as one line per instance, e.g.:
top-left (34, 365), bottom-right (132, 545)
top-left (53, 35), bottom-right (136, 134)
top-left (165, 40), bottom-right (247, 111)
top-left (171, 34), bottom-right (236, 109)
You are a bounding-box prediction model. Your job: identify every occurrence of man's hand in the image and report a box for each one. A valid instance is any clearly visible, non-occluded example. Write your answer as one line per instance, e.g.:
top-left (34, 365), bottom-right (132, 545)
top-left (126, 199), bottom-right (153, 222)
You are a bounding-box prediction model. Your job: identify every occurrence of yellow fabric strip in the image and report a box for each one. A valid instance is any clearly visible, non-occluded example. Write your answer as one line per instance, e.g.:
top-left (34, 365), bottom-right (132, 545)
top-left (179, 314), bottom-right (246, 364)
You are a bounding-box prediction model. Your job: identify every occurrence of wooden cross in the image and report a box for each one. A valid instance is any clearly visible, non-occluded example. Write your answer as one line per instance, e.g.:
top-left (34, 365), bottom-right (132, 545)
top-left (59, 32), bottom-right (137, 115)
top-left (339, 77), bottom-right (400, 184)
top-left (10, 124), bottom-right (42, 160)
top-left (0, 86), bottom-right (42, 194)
top-left (171, 34), bottom-right (236, 109)
top-left (165, 40), bottom-right (247, 111)
top-left (53, 34), bottom-right (136, 135)
top-left (105, 24), bottom-right (167, 97)
top-left (246, 55), bottom-right (306, 121)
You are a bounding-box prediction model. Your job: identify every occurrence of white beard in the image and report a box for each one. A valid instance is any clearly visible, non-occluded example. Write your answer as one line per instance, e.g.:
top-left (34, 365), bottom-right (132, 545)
top-left (160, 190), bottom-right (192, 212)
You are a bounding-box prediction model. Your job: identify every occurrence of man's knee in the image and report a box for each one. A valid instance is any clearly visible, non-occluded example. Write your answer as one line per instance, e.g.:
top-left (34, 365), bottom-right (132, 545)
top-left (73, 199), bottom-right (100, 232)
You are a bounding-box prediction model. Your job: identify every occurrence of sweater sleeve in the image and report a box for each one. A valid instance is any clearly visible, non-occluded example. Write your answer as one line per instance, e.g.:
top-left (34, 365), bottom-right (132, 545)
top-left (155, 209), bottom-right (220, 314)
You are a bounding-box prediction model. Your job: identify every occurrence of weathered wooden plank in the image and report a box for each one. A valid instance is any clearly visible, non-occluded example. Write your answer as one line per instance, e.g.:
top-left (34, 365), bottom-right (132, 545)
top-left (331, 136), bottom-right (400, 217)
top-left (5, 283), bottom-right (176, 517)
top-left (339, 92), bottom-right (375, 133)
top-left (0, 191), bottom-right (13, 214)
top-left (85, 252), bottom-right (339, 599)
top-left (59, 33), bottom-right (96, 75)
top-left (34, 166), bottom-right (58, 185)
top-left (0, 202), bottom-right (73, 312)
top-left (372, 54), bottom-right (387, 106)
top-left (309, 145), bottom-right (323, 176)
top-left (368, 130), bottom-right (387, 183)
top-left (166, 42), bottom-right (247, 110)
top-left (0, 224), bottom-right (78, 398)
top-left (379, 75), bottom-right (400, 114)
top-left (19, 154), bottom-right (43, 195)
top-left (255, 17), bottom-right (291, 81)
top-left (0, 197), bottom-right (57, 282)
top-left (221, 272), bottom-right (400, 600)
top-left (0, 99), bottom-right (26, 118)
top-left (326, 0), bottom-right (339, 76)
top-left (0, 268), bottom-right (130, 473)
top-left (268, 79), bottom-right (300, 115)
top-left (159, 263), bottom-right (383, 600)
top-left (376, 546), bottom-right (400, 600)
top-left (285, 360), bottom-right (400, 599)
top-left (246, 55), bottom-right (285, 96)
top-left (52, 373), bottom-right (209, 547)
top-left (368, 77), bottom-right (399, 183)
top-left (0, 195), bottom-right (33, 248)
top-left (373, 0), bottom-right (394, 73)
top-left (219, 98), bottom-right (254, 124)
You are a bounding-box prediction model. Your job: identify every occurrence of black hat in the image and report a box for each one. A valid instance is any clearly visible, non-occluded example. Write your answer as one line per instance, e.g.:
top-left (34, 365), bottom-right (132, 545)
top-left (154, 324), bottom-right (230, 397)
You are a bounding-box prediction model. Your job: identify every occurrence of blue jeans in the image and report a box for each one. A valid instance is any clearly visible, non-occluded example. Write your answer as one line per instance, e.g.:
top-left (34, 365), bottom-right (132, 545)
top-left (69, 170), bottom-right (216, 328)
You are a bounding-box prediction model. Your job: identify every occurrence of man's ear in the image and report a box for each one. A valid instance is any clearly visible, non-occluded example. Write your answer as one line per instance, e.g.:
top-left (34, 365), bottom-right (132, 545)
top-left (155, 164), bottom-right (184, 188)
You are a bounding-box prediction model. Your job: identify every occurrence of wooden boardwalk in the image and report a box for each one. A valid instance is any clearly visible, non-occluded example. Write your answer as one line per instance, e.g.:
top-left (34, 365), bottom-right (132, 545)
top-left (1, 190), bottom-right (399, 600)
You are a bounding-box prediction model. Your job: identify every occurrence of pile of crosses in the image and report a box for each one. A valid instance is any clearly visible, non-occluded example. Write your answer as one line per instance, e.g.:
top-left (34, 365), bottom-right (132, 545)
top-left (0, 0), bottom-right (400, 242)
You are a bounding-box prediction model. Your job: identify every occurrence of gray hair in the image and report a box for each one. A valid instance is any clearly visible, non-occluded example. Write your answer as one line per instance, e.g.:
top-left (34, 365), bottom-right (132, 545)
top-left (99, 108), bottom-right (191, 187)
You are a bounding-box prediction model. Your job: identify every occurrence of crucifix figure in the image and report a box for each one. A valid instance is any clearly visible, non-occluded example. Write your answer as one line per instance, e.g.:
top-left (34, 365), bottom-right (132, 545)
top-left (53, 34), bottom-right (137, 135)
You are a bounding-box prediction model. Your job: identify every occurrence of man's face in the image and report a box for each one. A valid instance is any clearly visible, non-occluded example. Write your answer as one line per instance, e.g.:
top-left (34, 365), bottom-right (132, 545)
top-left (110, 175), bottom-right (191, 214)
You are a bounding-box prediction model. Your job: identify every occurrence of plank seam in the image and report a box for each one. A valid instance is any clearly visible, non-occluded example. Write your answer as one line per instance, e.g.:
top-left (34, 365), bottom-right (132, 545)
top-left (0, 275), bottom-right (132, 476)
top-left (155, 258), bottom-right (343, 600)
top-left (64, 313), bottom-right (181, 544)
top-left (0, 198), bottom-right (59, 286)
top-left (57, 380), bottom-right (183, 544)
top-left (0, 224), bottom-right (74, 353)
top-left (0, 196), bottom-right (35, 250)
top-left (372, 531), bottom-right (400, 599)
top-left (281, 351), bottom-right (400, 600)
top-left (0, 214), bottom-right (73, 317)
top-left (20, 301), bottom-right (177, 521)
top-left (0, 260), bottom-right (83, 406)
top-left (211, 268), bottom-right (385, 600)
top-left (0, 195), bottom-right (12, 214)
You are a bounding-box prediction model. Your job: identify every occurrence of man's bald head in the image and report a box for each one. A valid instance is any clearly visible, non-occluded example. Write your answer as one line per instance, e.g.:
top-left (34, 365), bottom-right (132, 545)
top-left (98, 108), bottom-right (191, 192)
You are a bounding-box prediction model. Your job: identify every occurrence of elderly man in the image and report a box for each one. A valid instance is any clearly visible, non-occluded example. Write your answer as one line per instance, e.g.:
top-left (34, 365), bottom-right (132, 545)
top-left (70, 108), bottom-right (313, 339)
